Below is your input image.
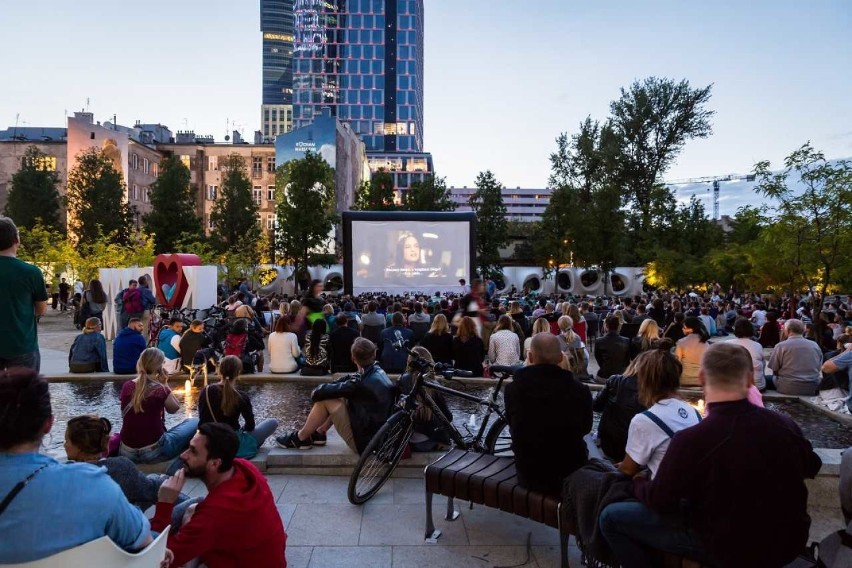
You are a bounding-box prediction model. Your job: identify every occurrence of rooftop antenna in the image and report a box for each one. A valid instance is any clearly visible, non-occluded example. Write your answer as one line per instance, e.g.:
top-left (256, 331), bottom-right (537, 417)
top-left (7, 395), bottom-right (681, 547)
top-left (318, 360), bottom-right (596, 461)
top-left (86, 98), bottom-right (90, 112)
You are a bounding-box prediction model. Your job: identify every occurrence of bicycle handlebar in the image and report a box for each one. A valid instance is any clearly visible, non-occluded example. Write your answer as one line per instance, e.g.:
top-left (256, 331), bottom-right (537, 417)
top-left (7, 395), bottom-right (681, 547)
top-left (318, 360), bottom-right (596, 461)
top-left (392, 337), bottom-right (472, 378)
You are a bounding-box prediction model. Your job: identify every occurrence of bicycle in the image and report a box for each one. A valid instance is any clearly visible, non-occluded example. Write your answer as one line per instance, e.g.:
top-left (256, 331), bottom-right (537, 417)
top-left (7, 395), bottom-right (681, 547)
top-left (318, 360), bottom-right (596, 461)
top-left (347, 340), bottom-right (516, 505)
top-left (146, 307), bottom-right (201, 347)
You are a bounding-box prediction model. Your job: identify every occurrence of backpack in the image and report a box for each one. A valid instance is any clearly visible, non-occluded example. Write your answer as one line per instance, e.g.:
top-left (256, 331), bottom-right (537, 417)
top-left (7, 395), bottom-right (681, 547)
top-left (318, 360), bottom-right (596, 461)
top-left (122, 288), bottom-right (143, 313)
top-left (224, 333), bottom-right (247, 358)
top-left (114, 289), bottom-right (126, 312)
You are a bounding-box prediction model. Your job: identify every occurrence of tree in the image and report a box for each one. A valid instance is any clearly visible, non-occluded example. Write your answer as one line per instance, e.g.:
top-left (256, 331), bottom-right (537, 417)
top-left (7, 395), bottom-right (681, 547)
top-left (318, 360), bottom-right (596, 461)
top-left (541, 121), bottom-right (625, 291)
top-left (753, 143), bottom-right (852, 312)
top-left (401, 175), bottom-right (456, 211)
top-left (353, 169), bottom-right (397, 211)
top-left (275, 151), bottom-right (338, 289)
top-left (210, 154), bottom-right (261, 263)
top-left (143, 156), bottom-right (202, 254)
top-left (609, 77), bottom-right (714, 256)
top-left (66, 147), bottom-right (133, 247)
top-left (4, 146), bottom-right (63, 233)
top-left (469, 170), bottom-right (507, 279)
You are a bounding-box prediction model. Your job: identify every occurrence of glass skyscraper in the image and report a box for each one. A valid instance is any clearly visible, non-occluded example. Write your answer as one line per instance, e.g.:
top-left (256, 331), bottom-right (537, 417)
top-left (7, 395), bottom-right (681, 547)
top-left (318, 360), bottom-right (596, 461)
top-left (261, 0), bottom-right (295, 139)
top-left (292, 0), bottom-right (425, 154)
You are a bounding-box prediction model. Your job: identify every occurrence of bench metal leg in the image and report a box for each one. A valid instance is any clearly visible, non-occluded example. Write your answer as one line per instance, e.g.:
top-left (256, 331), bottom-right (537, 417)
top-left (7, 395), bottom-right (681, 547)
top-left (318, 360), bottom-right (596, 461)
top-left (445, 496), bottom-right (460, 521)
top-left (425, 491), bottom-right (441, 541)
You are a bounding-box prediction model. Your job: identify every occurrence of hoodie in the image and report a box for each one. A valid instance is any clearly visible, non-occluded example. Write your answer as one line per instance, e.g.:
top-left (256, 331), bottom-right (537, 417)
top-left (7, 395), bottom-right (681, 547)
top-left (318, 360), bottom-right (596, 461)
top-left (504, 363), bottom-right (593, 494)
top-left (113, 327), bottom-right (147, 374)
top-left (151, 460), bottom-right (286, 568)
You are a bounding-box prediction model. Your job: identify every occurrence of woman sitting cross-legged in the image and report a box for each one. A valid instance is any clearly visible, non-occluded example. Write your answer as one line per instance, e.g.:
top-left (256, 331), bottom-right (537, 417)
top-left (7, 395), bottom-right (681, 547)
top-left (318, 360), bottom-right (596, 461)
top-left (118, 347), bottom-right (199, 464)
top-left (268, 314), bottom-right (302, 374)
top-left (68, 317), bottom-right (109, 373)
top-left (618, 342), bottom-right (702, 479)
top-left (65, 415), bottom-right (187, 512)
top-left (300, 319), bottom-right (331, 376)
top-left (198, 355), bottom-right (279, 453)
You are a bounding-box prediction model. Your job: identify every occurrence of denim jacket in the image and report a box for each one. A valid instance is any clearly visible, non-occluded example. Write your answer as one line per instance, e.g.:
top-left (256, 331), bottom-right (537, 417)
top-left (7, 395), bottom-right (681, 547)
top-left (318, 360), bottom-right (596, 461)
top-left (69, 331), bottom-right (109, 371)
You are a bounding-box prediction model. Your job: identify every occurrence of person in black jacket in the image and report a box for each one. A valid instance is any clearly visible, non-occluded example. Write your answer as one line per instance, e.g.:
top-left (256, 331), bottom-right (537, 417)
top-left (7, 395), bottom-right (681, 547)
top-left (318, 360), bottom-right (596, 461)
top-left (329, 313), bottom-right (359, 373)
top-left (504, 333), bottom-right (593, 494)
top-left (419, 313), bottom-right (454, 365)
top-left (594, 315), bottom-right (631, 384)
top-left (593, 347), bottom-right (661, 460)
top-left (275, 338), bottom-right (395, 453)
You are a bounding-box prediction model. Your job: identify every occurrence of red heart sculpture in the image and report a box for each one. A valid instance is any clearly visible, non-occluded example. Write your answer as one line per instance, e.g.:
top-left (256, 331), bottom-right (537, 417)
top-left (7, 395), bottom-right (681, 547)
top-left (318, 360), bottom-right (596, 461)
top-left (153, 254), bottom-right (201, 309)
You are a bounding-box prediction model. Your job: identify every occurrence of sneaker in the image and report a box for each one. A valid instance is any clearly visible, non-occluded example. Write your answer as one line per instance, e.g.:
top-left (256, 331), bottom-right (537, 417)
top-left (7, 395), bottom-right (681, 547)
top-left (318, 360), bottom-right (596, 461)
top-left (275, 431), bottom-right (312, 450)
top-left (310, 432), bottom-right (327, 446)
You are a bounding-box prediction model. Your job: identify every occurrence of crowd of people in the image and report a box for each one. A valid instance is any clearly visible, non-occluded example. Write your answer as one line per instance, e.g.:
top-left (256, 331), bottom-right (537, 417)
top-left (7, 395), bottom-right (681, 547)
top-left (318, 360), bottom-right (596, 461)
top-left (2, 212), bottom-right (852, 566)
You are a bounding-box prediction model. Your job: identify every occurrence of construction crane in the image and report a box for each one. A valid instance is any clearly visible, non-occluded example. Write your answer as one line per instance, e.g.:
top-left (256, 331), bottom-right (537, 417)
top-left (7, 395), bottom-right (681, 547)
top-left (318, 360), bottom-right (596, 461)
top-left (664, 173), bottom-right (757, 220)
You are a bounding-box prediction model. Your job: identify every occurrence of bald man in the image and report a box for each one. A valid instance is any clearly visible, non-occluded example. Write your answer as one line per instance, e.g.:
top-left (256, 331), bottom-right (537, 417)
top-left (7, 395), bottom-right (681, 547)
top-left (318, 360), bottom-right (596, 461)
top-left (503, 333), bottom-right (593, 494)
top-left (601, 342), bottom-right (821, 568)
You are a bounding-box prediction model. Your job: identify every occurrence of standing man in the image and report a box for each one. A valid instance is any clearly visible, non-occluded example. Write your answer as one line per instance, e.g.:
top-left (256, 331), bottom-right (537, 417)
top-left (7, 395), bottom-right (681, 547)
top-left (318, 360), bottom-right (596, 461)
top-left (0, 217), bottom-right (48, 371)
top-left (120, 280), bottom-right (144, 330)
top-left (58, 277), bottom-right (70, 311)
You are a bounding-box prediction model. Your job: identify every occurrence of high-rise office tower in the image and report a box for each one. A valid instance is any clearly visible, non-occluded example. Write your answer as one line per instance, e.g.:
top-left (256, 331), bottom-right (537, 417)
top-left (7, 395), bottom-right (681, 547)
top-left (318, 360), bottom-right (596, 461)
top-left (292, 0), bottom-right (431, 192)
top-left (261, 0), bottom-right (296, 140)
top-left (293, 0), bottom-right (425, 153)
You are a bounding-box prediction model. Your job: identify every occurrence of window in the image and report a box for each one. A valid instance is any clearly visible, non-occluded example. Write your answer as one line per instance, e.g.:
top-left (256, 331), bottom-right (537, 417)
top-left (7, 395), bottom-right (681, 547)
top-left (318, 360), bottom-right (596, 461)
top-left (252, 157), bottom-right (263, 178)
top-left (131, 154), bottom-right (139, 170)
top-left (208, 216), bottom-right (215, 229)
top-left (143, 158), bottom-right (150, 174)
top-left (266, 156), bottom-right (275, 173)
top-left (180, 155), bottom-right (191, 169)
top-left (131, 184), bottom-right (139, 201)
top-left (267, 185), bottom-right (275, 201)
top-left (142, 188), bottom-right (149, 203)
top-left (207, 185), bottom-right (218, 200)
top-left (151, 163), bottom-right (158, 177)
top-left (266, 214), bottom-right (275, 230)
top-left (253, 187), bottom-right (262, 206)
top-left (21, 155), bottom-right (57, 171)
top-left (208, 156), bottom-right (218, 171)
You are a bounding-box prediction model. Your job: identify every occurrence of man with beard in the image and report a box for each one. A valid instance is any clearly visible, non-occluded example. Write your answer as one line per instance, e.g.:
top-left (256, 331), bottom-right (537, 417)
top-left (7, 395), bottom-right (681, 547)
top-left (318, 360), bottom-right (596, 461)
top-left (151, 423), bottom-right (286, 567)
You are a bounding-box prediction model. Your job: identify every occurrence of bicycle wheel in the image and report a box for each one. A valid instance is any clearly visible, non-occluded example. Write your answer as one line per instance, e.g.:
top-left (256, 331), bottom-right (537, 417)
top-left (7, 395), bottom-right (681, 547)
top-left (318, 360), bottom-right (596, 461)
top-left (484, 416), bottom-right (513, 456)
top-left (347, 411), bottom-right (414, 505)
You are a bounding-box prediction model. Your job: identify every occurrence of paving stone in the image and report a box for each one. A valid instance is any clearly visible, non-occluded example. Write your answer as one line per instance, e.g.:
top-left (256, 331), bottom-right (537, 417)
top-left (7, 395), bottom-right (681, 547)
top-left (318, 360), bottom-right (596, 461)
top-left (390, 545), bottom-right (537, 568)
top-left (308, 546), bottom-right (392, 567)
top-left (392, 478), bottom-right (427, 505)
top-left (279, 475), bottom-right (392, 504)
top-left (532, 544), bottom-right (584, 568)
top-left (286, 503), bottom-right (363, 546)
top-left (461, 505), bottom-right (560, 546)
top-left (284, 546), bottom-right (313, 568)
top-left (277, 503), bottom-right (297, 527)
top-left (361, 503), bottom-right (468, 546)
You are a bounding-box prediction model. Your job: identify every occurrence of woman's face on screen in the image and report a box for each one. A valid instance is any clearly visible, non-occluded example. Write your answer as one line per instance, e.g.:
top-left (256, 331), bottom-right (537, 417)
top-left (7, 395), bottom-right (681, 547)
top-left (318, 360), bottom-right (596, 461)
top-left (403, 236), bottom-right (420, 263)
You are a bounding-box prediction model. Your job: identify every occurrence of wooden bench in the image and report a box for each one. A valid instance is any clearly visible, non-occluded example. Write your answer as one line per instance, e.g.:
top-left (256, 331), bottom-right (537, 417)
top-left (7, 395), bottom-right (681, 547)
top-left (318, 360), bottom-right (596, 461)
top-left (424, 449), bottom-right (573, 566)
top-left (424, 449), bottom-right (707, 568)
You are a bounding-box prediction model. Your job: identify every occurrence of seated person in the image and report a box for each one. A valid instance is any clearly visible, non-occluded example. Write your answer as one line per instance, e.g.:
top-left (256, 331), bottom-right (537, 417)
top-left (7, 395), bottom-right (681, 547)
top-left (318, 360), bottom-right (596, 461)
top-left (593, 350), bottom-right (648, 461)
top-left (275, 338), bottom-right (395, 453)
top-left (65, 415), bottom-right (187, 513)
top-left (0, 369), bottom-right (152, 563)
top-left (300, 319), bottom-right (331, 376)
top-left (618, 343), bottom-right (701, 479)
top-left (223, 318), bottom-right (261, 374)
top-left (68, 317), bottom-right (109, 373)
top-left (198, 355), bottom-right (279, 451)
top-left (594, 315), bottom-right (631, 384)
top-left (151, 423), bottom-right (287, 568)
top-left (600, 342), bottom-right (822, 568)
top-left (823, 338), bottom-right (852, 410)
top-left (157, 317), bottom-right (185, 374)
top-left (398, 347), bottom-right (452, 451)
top-left (268, 314), bottom-right (302, 374)
top-left (329, 313), bottom-right (359, 373)
top-left (378, 312), bottom-right (414, 373)
top-left (178, 319), bottom-right (209, 373)
top-left (504, 333), bottom-right (593, 494)
top-left (767, 319), bottom-right (824, 395)
top-left (119, 348), bottom-right (199, 464)
top-left (113, 317), bottom-right (147, 374)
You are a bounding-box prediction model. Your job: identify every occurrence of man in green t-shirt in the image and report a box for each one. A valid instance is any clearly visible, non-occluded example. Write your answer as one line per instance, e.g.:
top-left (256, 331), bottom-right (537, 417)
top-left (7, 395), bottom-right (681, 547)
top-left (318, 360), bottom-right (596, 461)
top-left (0, 217), bottom-right (48, 371)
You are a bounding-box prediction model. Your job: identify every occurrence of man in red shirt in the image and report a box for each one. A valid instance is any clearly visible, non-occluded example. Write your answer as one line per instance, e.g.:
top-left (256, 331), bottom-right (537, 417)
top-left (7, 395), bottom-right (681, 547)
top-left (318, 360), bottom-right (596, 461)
top-left (153, 423), bottom-right (286, 567)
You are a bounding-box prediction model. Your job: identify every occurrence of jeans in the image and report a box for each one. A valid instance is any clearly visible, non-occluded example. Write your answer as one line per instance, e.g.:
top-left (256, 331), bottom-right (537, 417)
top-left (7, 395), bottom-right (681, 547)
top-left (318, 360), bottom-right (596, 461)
top-left (599, 500), bottom-right (712, 568)
top-left (120, 418), bottom-right (200, 463)
top-left (0, 350), bottom-right (40, 372)
top-left (249, 419), bottom-right (279, 446)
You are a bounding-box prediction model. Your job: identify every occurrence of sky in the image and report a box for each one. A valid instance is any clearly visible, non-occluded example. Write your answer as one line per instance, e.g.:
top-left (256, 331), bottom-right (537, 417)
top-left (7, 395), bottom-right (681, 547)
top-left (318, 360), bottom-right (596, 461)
top-left (2, 0), bottom-right (850, 217)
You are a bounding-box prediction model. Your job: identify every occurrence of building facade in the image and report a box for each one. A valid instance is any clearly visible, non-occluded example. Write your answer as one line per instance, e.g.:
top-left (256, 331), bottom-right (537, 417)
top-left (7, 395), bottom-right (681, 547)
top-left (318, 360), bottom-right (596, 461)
top-left (449, 186), bottom-right (553, 222)
top-left (261, 0), bottom-right (296, 140)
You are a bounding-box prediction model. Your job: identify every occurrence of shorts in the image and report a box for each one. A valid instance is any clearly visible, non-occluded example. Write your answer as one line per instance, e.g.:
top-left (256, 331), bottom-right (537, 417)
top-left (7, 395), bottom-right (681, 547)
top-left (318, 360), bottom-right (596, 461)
top-left (327, 399), bottom-right (357, 453)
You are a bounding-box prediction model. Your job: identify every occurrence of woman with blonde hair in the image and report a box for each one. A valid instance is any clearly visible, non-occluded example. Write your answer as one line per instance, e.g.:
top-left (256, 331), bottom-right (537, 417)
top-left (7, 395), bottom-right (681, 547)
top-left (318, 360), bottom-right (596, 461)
top-left (556, 315), bottom-right (589, 379)
top-left (199, 355), bottom-right (279, 452)
top-left (619, 341), bottom-right (701, 479)
top-left (523, 317), bottom-right (551, 360)
top-left (118, 347), bottom-right (198, 464)
top-left (452, 316), bottom-right (484, 376)
top-left (420, 313), bottom-right (453, 365)
top-left (566, 303), bottom-right (587, 343)
top-left (630, 319), bottom-right (660, 359)
top-left (68, 317), bottom-right (109, 373)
